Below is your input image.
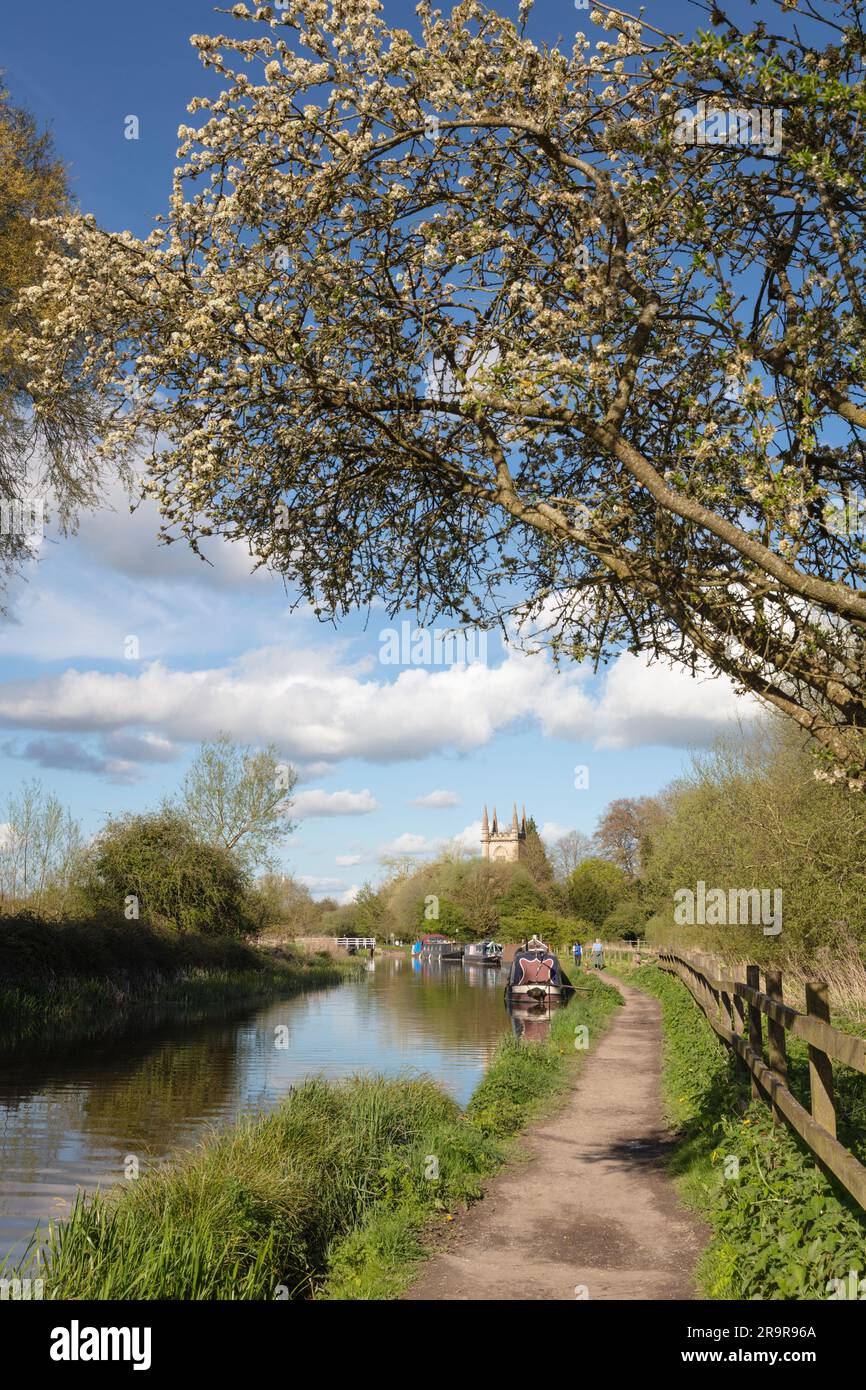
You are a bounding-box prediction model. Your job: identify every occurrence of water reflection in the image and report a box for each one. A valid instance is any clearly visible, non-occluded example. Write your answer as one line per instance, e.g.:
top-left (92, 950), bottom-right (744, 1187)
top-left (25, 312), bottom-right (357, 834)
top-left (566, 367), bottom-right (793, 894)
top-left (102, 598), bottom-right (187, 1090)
top-left (506, 996), bottom-right (566, 1042)
top-left (0, 956), bottom-right (510, 1265)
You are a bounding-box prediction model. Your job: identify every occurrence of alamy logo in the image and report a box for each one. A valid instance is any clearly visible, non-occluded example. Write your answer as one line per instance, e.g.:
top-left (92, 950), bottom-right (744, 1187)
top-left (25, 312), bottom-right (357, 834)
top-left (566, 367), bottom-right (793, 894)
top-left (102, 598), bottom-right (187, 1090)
top-left (673, 99), bottom-right (783, 156)
top-left (50, 1321), bottom-right (152, 1372)
top-left (673, 881), bottom-right (782, 936)
top-left (0, 1278), bottom-right (43, 1299)
top-left (0, 497), bottom-right (44, 541)
top-left (827, 1269), bottom-right (866, 1299)
top-left (378, 622), bottom-right (487, 667)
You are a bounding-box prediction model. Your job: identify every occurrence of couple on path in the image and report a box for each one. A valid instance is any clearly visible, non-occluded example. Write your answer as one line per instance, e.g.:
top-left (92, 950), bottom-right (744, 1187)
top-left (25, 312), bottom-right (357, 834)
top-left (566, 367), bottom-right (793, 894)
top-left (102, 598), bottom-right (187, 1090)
top-left (573, 938), bottom-right (604, 970)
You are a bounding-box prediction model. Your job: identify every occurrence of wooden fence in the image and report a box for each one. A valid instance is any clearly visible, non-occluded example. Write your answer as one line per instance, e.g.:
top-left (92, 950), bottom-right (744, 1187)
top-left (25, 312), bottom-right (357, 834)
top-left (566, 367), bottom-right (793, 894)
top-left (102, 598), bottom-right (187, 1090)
top-left (654, 947), bottom-right (866, 1212)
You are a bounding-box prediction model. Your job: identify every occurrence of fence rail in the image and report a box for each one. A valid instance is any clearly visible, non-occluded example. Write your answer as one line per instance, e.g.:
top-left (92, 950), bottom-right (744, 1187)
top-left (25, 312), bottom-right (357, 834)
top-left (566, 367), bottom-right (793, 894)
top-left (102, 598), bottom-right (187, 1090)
top-left (335, 937), bottom-right (376, 949)
top-left (655, 947), bottom-right (866, 1213)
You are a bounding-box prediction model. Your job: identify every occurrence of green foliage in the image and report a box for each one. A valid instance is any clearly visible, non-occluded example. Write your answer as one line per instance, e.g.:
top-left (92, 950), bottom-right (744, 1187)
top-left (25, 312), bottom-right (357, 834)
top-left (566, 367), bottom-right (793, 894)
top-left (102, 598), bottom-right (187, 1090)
top-left (499, 907), bottom-right (578, 952)
top-left (383, 856), bottom-right (543, 940)
top-left (172, 733), bottom-right (295, 873)
top-left (77, 811), bottom-right (262, 937)
top-left (425, 898), bottom-right (472, 939)
top-left (641, 719), bottom-right (866, 966)
top-left (495, 872), bottom-right (546, 918)
top-left (602, 900), bottom-right (649, 940)
top-left (253, 872), bottom-right (318, 934)
top-left (628, 963), bottom-right (866, 1300)
top-left (0, 88), bottom-right (106, 599)
top-left (0, 913), bottom-right (350, 1049)
top-left (566, 857), bottom-right (629, 928)
top-left (522, 818), bottom-right (554, 887)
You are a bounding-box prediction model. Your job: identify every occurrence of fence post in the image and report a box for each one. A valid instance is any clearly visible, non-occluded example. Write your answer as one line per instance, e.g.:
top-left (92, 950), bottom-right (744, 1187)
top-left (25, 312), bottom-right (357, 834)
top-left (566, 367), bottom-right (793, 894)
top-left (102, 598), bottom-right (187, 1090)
top-left (746, 964), bottom-right (763, 1100)
top-left (805, 979), bottom-right (837, 1139)
top-left (764, 968), bottom-right (788, 1125)
top-left (731, 968), bottom-right (749, 1079)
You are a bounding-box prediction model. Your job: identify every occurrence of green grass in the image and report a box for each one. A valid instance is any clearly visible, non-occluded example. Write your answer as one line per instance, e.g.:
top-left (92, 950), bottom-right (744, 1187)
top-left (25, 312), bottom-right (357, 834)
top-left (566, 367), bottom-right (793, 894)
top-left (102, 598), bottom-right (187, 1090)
top-left (623, 961), bottom-right (866, 1300)
top-left (21, 974), bottom-right (622, 1301)
top-left (0, 914), bottom-right (353, 1050)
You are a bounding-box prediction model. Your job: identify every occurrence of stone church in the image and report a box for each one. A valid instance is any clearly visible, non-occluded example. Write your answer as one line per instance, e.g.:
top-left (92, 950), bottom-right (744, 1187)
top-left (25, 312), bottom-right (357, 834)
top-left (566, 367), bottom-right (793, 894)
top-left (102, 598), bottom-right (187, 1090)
top-left (481, 803), bottom-right (528, 862)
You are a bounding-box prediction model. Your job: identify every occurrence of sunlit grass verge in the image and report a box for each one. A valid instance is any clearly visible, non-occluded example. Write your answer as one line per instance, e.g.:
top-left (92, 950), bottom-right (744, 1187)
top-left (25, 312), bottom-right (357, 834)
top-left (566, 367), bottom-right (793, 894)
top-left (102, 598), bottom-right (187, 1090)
top-left (27, 976), bottom-right (621, 1301)
top-left (0, 914), bottom-right (352, 1050)
top-left (623, 961), bottom-right (866, 1300)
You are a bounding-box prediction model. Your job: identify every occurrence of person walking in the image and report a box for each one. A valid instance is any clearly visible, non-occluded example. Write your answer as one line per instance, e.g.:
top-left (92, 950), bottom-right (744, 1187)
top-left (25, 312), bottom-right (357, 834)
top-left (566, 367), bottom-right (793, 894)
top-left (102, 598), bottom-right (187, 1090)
top-left (591, 937), bottom-right (604, 970)
top-left (572, 940), bottom-right (583, 970)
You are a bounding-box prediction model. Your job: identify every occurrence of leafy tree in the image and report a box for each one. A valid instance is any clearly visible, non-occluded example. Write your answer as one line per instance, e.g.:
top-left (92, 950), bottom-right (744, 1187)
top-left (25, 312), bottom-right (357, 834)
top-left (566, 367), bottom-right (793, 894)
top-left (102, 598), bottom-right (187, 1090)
top-left (548, 830), bottom-right (593, 882)
top-left (500, 907), bottom-right (576, 953)
top-left (78, 811), bottom-right (261, 937)
top-left (0, 778), bottom-right (82, 914)
top-left (21, 0), bottom-right (866, 782)
top-left (523, 816), bottom-right (553, 887)
top-left (495, 868), bottom-right (545, 918)
top-left (254, 870), bottom-right (316, 934)
top-left (641, 717), bottom-right (866, 965)
top-left (567, 857), bottom-right (629, 929)
top-left (602, 899), bottom-right (649, 941)
top-left (353, 880), bottom-right (386, 935)
top-left (172, 733), bottom-right (295, 872)
top-left (594, 796), bottom-right (664, 879)
top-left (0, 88), bottom-right (110, 601)
top-left (425, 897), bottom-right (473, 940)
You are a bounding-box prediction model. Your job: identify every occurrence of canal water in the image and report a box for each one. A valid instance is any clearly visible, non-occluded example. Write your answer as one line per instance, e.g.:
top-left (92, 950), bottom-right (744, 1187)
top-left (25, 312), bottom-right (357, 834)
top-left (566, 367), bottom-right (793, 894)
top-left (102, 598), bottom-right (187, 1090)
top-left (0, 956), bottom-right (513, 1267)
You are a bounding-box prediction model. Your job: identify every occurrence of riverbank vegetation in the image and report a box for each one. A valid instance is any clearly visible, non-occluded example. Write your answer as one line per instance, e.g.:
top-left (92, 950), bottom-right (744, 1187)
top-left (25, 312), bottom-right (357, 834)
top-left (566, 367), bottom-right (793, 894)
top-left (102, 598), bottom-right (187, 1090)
top-left (634, 719), bottom-right (866, 1010)
top-left (0, 914), bottom-right (350, 1049)
top-left (619, 961), bottom-right (866, 1299)
top-left (0, 735), bottom-right (351, 1045)
top-left (22, 975), bottom-right (621, 1300)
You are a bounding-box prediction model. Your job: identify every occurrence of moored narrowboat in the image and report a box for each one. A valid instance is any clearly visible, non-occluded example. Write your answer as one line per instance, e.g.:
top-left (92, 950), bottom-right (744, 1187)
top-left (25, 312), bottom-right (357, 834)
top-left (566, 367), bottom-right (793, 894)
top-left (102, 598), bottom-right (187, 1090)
top-left (464, 939), bottom-right (503, 966)
top-left (504, 937), bottom-right (573, 1001)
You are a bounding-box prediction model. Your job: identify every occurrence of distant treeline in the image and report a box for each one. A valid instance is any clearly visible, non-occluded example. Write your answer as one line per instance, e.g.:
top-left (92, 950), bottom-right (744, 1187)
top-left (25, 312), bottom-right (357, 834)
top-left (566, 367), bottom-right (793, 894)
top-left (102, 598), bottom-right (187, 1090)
top-left (332, 719), bottom-right (866, 984)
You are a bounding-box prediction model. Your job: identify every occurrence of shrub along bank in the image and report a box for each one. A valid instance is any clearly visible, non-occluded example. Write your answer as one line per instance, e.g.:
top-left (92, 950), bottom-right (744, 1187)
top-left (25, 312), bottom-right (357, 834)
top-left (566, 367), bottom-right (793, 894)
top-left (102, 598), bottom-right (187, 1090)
top-left (0, 913), bottom-right (349, 1049)
top-left (26, 974), bottom-right (622, 1300)
top-left (623, 962), bottom-right (866, 1299)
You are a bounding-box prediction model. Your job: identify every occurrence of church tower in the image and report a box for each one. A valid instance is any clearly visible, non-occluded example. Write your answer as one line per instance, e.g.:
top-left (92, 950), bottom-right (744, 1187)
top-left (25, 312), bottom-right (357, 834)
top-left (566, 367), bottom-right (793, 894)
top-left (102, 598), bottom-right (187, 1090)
top-left (481, 803), bottom-right (527, 863)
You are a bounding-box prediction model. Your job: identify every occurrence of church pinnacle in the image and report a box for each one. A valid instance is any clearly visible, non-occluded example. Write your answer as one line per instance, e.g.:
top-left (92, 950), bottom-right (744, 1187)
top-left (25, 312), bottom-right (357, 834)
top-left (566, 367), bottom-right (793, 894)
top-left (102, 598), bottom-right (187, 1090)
top-left (481, 799), bottom-right (528, 863)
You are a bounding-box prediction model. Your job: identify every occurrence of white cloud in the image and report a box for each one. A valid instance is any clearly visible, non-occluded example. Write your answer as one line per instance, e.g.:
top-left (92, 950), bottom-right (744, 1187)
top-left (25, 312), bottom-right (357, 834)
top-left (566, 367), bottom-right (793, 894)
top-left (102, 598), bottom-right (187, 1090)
top-left (410, 789), bottom-right (460, 808)
top-left (0, 641), bottom-right (758, 767)
top-left (335, 854), bottom-right (363, 866)
top-left (292, 788), bottom-right (379, 817)
top-left (381, 832), bottom-right (437, 855)
top-left (538, 821), bottom-right (574, 843)
top-left (296, 877), bottom-right (360, 905)
top-left (298, 874), bottom-right (347, 893)
top-left (450, 820), bottom-right (484, 853)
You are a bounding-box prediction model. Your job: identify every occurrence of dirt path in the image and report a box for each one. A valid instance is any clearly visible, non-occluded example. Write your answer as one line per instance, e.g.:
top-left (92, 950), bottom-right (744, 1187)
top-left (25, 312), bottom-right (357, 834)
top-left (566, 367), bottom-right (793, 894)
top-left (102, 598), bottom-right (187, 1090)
top-left (404, 973), bottom-right (707, 1301)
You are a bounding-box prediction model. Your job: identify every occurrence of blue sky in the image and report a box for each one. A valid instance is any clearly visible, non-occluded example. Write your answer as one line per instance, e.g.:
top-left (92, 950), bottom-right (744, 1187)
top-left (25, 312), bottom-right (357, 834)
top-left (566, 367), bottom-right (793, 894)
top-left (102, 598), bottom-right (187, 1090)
top-left (0, 0), bottom-right (764, 899)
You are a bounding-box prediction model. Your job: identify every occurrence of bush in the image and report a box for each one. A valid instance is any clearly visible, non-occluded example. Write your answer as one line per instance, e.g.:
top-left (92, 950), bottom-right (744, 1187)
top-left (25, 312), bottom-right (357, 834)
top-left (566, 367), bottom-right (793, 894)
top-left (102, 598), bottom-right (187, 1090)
top-left (422, 898), bottom-right (472, 939)
top-left (77, 811), bottom-right (263, 937)
top-left (499, 907), bottom-right (578, 952)
top-left (602, 900), bottom-right (649, 940)
top-left (566, 857), bottom-right (629, 927)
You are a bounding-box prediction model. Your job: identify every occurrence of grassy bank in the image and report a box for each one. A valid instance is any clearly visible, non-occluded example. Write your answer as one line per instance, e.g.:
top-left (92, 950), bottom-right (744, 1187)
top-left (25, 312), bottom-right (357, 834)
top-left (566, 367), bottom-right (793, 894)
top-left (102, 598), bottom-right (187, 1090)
top-left (25, 974), bottom-right (621, 1300)
top-left (0, 914), bottom-right (352, 1050)
top-left (621, 961), bottom-right (866, 1299)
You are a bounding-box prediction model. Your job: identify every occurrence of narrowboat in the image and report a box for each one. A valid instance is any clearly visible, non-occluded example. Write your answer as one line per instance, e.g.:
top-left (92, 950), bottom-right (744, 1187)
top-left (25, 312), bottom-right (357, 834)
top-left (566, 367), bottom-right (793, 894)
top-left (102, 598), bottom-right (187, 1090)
top-left (464, 940), bottom-right (503, 966)
top-left (504, 937), bottom-right (573, 1002)
top-left (412, 934), bottom-right (464, 962)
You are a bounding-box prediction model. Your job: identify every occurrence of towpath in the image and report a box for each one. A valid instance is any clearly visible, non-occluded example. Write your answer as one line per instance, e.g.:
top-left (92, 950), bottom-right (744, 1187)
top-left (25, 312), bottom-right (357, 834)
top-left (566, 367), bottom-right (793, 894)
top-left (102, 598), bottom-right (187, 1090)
top-left (403, 972), bottom-right (707, 1301)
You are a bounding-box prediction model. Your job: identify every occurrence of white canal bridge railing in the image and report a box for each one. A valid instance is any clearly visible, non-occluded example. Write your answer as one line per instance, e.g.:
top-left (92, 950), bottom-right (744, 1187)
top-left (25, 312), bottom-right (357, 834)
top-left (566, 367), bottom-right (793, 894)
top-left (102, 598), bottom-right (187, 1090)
top-left (336, 937), bottom-right (376, 950)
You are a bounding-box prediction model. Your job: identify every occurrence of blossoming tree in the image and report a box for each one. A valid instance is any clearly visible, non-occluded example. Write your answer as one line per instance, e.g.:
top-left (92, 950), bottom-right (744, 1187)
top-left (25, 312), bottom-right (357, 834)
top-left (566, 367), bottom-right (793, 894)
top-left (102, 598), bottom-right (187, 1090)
top-left (17, 0), bottom-right (866, 780)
